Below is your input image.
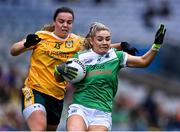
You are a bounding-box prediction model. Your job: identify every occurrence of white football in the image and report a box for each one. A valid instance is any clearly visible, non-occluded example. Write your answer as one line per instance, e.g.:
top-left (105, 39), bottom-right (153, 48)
top-left (63, 58), bottom-right (86, 83)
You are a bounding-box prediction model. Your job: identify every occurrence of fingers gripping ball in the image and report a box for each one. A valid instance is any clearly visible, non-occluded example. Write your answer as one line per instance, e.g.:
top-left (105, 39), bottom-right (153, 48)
top-left (55, 58), bottom-right (86, 83)
top-left (64, 58), bottom-right (86, 83)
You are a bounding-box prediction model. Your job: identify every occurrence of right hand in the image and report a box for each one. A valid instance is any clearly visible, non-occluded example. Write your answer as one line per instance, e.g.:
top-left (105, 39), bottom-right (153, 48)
top-left (54, 61), bottom-right (78, 82)
top-left (24, 34), bottom-right (41, 48)
top-left (121, 42), bottom-right (139, 56)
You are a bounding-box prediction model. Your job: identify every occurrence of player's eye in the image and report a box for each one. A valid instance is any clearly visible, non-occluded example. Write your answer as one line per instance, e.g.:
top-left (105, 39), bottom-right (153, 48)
top-left (67, 20), bottom-right (73, 25)
top-left (105, 37), bottom-right (111, 41)
top-left (97, 38), bottom-right (102, 40)
top-left (96, 36), bottom-right (103, 41)
top-left (58, 20), bottom-right (64, 24)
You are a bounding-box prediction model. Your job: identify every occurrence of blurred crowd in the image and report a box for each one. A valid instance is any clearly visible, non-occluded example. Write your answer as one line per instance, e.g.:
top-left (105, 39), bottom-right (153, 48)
top-left (0, 65), bottom-right (26, 131)
top-left (143, 0), bottom-right (171, 29)
top-left (112, 88), bottom-right (180, 131)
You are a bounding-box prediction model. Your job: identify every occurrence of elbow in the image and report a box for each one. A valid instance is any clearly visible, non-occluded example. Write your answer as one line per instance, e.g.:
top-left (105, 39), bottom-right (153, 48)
top-left (139, 56), bottom-right (153, 67)
top-left (142, 64), bottom-right (149, 68)
top-left (10, 40), bottom-right (26, 56)
top-left (140, 61), bottom-right (151, 67)
top-left (135, 58), bottom-right (150, 67)
top-left (10, 49), bottom-right (18, 56)
top-left (10, 51), bottom-right (16, 56)
top-left (10, 44), bottom-right (24, 56)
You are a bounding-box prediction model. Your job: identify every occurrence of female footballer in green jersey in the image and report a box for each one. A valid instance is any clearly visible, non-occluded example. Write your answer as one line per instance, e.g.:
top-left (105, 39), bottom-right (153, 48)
top-left (10, 7), bottom-right (138, 131)
top-left (55, 22), bottom-right (166, 131)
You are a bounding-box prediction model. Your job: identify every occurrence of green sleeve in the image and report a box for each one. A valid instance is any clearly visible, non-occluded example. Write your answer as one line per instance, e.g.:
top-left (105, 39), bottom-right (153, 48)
top-left (73, 53), bottom-right (78, 58)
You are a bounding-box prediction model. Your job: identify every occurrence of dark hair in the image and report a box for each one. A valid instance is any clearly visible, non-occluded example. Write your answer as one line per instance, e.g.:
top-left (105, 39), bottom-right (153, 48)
top-left (53, 7), bottom-right (74, 21)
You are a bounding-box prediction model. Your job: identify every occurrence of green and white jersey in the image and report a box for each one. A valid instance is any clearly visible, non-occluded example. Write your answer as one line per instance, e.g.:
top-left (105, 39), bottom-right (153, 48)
top-left (72, 48), bottom-right (128, 112)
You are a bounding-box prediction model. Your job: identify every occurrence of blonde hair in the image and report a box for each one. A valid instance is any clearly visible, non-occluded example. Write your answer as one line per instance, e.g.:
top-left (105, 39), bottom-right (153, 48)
top-left (84, 22), bottom-right (110, 50)
top-left (41, 24), bottom-right (55, 32)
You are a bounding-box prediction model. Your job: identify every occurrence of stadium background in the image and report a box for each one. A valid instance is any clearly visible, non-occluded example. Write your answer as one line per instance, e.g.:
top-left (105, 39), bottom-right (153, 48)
top-left (0, 0), bottom-right (180, 130)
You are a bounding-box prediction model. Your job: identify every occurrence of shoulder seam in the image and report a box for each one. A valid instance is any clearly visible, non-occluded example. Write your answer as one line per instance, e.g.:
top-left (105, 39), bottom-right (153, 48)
top-left (36, 31), bottom-right (52, 35)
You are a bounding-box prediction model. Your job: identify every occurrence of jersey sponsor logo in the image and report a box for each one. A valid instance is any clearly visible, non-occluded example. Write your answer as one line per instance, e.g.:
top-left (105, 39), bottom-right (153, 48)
top-left (44, 50), bottom-right (71, 59)
top-left (88, 70), bottom-right (112, 77)
top-left (65, 40), bottom-right (73, 48)
top-left (90, 65), bottom-right (105, 70)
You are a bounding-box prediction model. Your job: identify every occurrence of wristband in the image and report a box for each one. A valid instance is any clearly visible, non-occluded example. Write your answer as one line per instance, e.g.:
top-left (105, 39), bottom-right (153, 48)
top-left (151, 43), bottom-right (161, 51)
top-left (24, 42), bottom-right (29, 48)
top-left (54, 65), bottom-right (61, 75)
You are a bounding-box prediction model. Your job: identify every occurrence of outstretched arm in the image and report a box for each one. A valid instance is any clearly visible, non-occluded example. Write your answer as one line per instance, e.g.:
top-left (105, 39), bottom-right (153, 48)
top-left (126, 24), bottom-right (166, 68)
top-left (127, 49), bottom-right (158, 67)
top-left (10, 34), bottom-right (41, 56)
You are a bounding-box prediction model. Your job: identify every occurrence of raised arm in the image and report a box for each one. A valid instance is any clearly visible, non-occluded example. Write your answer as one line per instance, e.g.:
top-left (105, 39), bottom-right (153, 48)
top-left (10, 34), bottom-right (41, 56)
top-left (10, 39), bottom-right (27, 56)
top-left (126, 24), bottom-right (166, 68)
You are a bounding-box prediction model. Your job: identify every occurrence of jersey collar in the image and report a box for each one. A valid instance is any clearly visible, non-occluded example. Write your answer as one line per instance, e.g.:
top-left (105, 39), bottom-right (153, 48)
top-left (51, 32), bottom-right (70, 41)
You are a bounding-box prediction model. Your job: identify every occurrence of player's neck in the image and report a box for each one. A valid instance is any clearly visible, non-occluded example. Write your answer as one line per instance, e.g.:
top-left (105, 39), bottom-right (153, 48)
top-left (52, 32), bottom-right (70, 40)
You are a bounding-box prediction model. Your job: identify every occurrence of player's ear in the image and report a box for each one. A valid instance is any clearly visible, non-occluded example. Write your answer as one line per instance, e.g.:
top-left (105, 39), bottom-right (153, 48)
top-left (89, 38), bottom-right (93, 47)
top-left (53, 21), bottom-right (56, 26)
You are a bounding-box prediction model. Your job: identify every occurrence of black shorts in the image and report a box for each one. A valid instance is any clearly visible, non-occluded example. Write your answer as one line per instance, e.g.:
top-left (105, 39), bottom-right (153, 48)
top-left (22, 88), bottom-right (64, 125)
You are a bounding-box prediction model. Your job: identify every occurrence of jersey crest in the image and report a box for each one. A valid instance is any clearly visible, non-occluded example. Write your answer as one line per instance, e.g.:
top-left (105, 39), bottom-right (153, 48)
top-left (65, 40), bottom-right (73, 48)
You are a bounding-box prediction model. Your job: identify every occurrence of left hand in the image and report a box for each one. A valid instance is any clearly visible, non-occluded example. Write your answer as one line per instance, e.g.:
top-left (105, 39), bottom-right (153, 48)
top-left (154, 24), bottom-right (166, 45)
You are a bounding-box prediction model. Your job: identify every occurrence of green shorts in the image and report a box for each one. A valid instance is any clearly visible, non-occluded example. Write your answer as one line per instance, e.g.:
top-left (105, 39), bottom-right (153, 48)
top-left (22, 88), bottom-right (64, 125)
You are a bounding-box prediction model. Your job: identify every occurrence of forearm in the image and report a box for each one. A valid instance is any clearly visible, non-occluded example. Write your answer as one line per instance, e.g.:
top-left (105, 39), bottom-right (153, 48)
top-left (141, 48), bottom-right (158, 67)
top-left (10, 34), bottom-right (41, 56)
top-left (127, 47), bottom-right (158, 68)
top-left (10, 39), bottom-right (28, 56)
